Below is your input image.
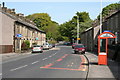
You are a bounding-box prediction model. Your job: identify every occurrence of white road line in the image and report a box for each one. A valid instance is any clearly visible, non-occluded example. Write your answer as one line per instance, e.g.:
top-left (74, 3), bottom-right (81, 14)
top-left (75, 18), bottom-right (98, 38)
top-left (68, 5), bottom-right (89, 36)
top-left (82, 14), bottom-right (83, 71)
top-left (31, 61), bottom-right (39, 64)
top-left (10, 65), bottom-right (28, 71)
top-left (52, 53), bottom-right (55, 55)
top-left (42, 51), bottom-right (59, 61)
top-left (42, 58), bottom-right (48, 60)
top-left (55, 52), bottom-right (57, 54)
top-left (49, 56), bottom-right (52, 57)
top-left (0, 73), bottom-right (2, 76)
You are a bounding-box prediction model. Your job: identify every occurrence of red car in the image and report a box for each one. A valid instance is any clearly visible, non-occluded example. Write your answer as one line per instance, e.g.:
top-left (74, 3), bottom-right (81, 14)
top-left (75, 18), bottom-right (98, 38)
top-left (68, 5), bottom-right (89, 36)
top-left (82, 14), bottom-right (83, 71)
top-left (74, 44), bottom-right (86, 54)
top-left (72, 43), bottom-right (77, 49)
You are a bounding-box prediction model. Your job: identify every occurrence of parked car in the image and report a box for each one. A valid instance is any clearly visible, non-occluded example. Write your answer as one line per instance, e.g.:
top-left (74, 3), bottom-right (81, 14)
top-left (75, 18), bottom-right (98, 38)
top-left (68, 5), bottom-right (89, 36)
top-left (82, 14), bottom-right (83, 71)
top-left (32, 45), bottom-right (43, 53)
top-left (66, 42), bottom-right (72, 46)
top-left (49, 44), bottom-right (53, 49)
top-left (63, 42), bottom-right (68, 45)
top-left (51, 44), bottom-right (55, 47)
top-left (43, 43), bottom-right (50, 50)
top-left (74, 44), bottom-right (86, 54)
top-left (72, 43), bottom-right (77, 49)
top-left (63, 42), bottom-right (72, 46)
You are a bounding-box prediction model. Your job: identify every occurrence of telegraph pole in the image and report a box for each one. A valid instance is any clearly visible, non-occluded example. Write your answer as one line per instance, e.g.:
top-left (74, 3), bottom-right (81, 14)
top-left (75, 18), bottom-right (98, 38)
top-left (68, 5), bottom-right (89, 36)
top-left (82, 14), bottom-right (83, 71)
top-left (100, 0), bottom-right (103, 49)
top-left (100, 0), bottom-right (102, 33)
top-left (77, 15), bottom-right (79, 44)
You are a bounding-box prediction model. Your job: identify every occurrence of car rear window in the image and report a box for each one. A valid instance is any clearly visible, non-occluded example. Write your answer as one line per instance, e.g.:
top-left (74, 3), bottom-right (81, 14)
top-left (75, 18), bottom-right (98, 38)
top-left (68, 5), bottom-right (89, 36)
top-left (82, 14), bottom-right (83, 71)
top-left (33, 45), bottom-right (41, 47)
top-left (74, 45), bottom-right (84, 48)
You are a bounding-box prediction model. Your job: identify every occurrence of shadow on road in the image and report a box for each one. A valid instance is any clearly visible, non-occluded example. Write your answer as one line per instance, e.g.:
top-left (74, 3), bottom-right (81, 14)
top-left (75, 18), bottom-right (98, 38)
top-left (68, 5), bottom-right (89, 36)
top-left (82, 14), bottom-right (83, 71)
top-left (82, 62), bottom-right (98, 66)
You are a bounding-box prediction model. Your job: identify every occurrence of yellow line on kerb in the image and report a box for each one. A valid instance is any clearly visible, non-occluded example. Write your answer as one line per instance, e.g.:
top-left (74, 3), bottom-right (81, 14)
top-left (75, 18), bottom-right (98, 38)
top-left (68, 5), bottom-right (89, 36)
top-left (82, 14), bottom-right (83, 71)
top-left (82, 55), bottom-right (88, 71)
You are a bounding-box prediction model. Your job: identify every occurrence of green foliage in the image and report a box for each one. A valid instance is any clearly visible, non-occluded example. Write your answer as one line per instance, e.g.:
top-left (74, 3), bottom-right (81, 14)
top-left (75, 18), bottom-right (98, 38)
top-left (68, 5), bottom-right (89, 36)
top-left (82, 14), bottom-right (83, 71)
top-left (59, 12), bottom-right (93, 42)
top-left (21, 40), bottom-right (30, 50)
top-left (97, 3), bottom-right (120, 20)
top-left (26, 13), bottom-right (51, 28)
top-left (76, 12), bottom-right (91, 22)
top-left (26, 13), bottom-right (63, 41)
top-left (48, 40), bottom-right (57, 44)
top-left (26, 12), bottom-right (92, 42)
top-left (32, 42), bottom-right (37, 45)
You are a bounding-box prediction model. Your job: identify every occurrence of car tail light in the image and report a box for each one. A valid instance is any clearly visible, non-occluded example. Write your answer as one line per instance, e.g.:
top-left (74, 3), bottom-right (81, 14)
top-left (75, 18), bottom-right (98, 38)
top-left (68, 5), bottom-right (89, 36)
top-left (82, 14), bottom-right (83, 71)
top-left (75, 49), bottom-right (78, 51)
top-left (82, 49), bottom-right (85, 51)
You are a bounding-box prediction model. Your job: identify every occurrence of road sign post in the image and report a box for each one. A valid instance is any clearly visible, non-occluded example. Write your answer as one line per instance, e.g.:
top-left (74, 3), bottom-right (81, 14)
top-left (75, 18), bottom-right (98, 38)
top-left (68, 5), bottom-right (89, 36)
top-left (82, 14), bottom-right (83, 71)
top-left (98, 31), bottom-right (116, 65)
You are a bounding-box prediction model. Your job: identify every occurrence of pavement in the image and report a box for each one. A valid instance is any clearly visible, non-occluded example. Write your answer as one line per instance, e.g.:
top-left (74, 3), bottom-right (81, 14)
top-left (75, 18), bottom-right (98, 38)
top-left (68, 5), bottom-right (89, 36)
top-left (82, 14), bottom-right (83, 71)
top-left (85, 52), bottom-right (120, 80)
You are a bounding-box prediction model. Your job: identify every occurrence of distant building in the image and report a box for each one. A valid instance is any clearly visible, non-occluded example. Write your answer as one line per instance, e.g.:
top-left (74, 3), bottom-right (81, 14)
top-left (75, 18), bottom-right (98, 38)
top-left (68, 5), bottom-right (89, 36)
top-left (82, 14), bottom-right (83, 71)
top-left (0, 4), bottom-right (46, 53)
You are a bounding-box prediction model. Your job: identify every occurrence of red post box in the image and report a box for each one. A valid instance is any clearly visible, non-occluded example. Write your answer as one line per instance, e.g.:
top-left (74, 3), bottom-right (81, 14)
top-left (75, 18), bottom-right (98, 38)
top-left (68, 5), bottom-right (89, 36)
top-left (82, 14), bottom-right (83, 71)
top-left (98, 31), bottom-right (116, 65)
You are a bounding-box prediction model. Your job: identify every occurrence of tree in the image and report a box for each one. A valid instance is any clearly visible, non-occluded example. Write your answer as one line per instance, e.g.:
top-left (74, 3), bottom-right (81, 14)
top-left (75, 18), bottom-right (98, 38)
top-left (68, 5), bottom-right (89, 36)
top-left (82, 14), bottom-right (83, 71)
top-left (26, 13), bottom-right (62, 41)
top-left (97, 3), bottom-right (120, 20)
top-left (26, 13), bottom-right (51, 28)
top-left (59, 12), bottom-right (93, 42)
top-left (21, 40), bottom-right (30, 50)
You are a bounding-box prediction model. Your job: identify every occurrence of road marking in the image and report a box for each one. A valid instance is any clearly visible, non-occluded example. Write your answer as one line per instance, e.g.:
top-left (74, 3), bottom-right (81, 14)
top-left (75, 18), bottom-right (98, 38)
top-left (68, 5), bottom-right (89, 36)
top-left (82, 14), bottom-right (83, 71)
top-left (51, 53), bottom-right (56, 56)
top-left (71, 62), bottom-right (74, 64)
top-left (42, 58), bottom-right (48, 60)
top-left (31, 61), bottom-right (39, 64)
top-left (0, 73), bottom-right (2, 76)
top-left (49, 56), bottom-right (52, 58)
top-left (67, 65), bottom-right (70, 67)
top-left (70, 65), bottom-right (73, 67)
top-left (43, 51), bottom-right (58, 60)
top-left (10, 65), bottom-right (28, 71)
top-left (40, 54), bottom-right (87, 71)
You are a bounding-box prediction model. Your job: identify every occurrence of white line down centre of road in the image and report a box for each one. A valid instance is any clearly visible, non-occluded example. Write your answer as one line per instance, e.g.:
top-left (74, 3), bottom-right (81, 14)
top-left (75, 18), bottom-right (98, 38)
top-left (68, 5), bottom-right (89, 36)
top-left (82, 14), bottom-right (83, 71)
top-left (10, 65), bottom-right (28, 71)
top-left (42, 51), bottom-right (58, 61)
top-left (31, 61), bottom-right (39, 64)
top-left (42, 58), bottom-right (48, 60)
top-left (0, 73), bottom-right (2, 76)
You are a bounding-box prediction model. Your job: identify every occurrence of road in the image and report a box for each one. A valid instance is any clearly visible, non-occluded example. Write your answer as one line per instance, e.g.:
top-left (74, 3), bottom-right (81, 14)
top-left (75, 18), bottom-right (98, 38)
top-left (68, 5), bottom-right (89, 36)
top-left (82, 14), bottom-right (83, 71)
top-left (2, 46), bottom-right (89, 79)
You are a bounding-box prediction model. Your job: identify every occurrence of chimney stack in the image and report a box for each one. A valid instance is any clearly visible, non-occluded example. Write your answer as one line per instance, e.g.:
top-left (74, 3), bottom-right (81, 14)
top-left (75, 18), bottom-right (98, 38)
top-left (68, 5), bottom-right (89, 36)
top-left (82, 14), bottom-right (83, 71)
top-left (0, 4), bottom-right (2, 10)
top-left (11, 8), bottom-right (15, 12)
top-left (18, 13), bottom-right (24, 17)
top-left (2, 2), bottom-right (5, 7)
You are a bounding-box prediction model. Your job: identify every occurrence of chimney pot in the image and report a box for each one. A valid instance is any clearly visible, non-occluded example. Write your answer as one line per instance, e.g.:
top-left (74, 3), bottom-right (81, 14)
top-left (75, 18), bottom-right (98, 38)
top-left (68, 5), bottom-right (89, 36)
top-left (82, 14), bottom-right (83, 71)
top-left (11, 9), bottom-right (15, 12)
top-left (17, 13), bottom-right (24, 17)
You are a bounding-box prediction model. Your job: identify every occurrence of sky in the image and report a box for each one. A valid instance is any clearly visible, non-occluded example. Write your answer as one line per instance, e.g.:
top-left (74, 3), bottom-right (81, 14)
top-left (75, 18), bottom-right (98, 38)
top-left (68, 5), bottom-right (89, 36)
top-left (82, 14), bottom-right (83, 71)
top-left (2, 1), bottom-right (119, 24)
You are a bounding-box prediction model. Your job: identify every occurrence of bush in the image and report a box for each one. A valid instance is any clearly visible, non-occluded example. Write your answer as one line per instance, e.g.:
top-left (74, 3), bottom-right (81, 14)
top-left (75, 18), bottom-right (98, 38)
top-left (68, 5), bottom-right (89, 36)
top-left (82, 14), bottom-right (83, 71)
top-left (48, 40), bottom-right (57, 44)
top-left (21, 40), bottom-right (30, 50)
top-left (32, 42), bottom-right (37, 45)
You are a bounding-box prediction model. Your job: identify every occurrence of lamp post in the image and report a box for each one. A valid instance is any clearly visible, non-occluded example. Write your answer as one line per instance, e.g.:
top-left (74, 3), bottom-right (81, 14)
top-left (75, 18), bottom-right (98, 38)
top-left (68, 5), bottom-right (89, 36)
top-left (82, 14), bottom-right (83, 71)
top-left (100, 0), bottom-right (103, 48)
top-left (77, 15), bottom-right (79, 44)
top-left (100, 0), bottom-right (102, 34)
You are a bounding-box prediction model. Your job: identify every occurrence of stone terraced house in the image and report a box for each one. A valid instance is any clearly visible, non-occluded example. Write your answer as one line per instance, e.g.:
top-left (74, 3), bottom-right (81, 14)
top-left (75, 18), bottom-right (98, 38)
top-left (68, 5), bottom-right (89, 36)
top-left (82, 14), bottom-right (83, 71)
top-left (0, 4), bottom-right (46, 53)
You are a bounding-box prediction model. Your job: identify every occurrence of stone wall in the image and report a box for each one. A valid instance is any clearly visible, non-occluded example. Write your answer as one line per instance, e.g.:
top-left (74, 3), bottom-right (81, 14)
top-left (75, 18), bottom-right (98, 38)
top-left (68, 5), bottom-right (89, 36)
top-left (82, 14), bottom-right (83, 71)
top-left (0, 4), bottom-right (46, 53)
top-left (81, 10), bottom-right (120, 61)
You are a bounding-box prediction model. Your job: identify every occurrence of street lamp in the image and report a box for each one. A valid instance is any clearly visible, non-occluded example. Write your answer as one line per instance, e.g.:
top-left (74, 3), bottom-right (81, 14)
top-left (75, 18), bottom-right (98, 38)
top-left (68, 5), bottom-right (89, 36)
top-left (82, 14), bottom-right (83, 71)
top-left (100, 0), bottom-right (102, 34)
top-left (77, 15), bottom-right (79, 44)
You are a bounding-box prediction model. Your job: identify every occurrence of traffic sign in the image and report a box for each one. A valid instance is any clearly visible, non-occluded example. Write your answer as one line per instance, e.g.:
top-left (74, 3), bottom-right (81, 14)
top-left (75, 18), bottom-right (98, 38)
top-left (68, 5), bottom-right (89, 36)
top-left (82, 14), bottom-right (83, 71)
top-left (36, 37), bottom-right (39, 40)
top-left (103, 30), bottom-right (111, 32)
top-left (16, 34), bottom-right (22, 37)
top-left (77, 38), bottom-right (80, 40)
